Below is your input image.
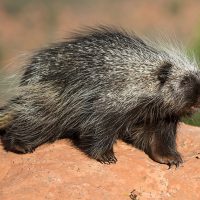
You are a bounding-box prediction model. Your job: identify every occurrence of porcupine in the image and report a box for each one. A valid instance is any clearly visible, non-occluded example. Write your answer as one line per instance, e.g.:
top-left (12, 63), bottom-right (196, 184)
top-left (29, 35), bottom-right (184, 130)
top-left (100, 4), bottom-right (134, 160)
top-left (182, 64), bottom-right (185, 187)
top-left (1, 26), bottom-right (200, 168)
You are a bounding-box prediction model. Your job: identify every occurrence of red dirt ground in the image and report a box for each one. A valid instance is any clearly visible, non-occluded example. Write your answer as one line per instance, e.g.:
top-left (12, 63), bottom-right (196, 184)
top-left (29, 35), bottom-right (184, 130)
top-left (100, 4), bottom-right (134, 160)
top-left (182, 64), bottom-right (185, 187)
top-left (0, 123), bottom-right (200, 200)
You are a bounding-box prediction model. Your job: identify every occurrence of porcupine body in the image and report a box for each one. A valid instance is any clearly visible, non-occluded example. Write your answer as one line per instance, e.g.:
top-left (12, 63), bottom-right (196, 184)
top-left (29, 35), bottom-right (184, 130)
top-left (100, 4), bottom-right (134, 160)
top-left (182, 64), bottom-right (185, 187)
top-left (1, 27), bottom-right (200, 167)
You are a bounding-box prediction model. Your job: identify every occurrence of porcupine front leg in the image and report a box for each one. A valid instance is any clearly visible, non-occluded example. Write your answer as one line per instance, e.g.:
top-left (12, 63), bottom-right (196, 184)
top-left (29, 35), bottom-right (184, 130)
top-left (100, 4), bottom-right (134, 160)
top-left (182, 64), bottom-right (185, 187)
top-left (74, 128), bottom-right (118, 164)
top-left (148, 119), bottom-right (183, 168)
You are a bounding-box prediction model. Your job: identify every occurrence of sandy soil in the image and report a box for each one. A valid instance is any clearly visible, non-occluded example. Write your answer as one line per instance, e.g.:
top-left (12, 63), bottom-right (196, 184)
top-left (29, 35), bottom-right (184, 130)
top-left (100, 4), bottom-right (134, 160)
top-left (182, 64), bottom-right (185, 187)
top-left (0, 123), bottom-right (200, 200)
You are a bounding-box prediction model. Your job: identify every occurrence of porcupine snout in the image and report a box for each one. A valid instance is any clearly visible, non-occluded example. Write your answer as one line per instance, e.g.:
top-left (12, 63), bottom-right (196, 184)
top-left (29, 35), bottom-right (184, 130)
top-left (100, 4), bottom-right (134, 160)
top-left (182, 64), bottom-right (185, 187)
top-left (181, 72), bottom-right (200, 111)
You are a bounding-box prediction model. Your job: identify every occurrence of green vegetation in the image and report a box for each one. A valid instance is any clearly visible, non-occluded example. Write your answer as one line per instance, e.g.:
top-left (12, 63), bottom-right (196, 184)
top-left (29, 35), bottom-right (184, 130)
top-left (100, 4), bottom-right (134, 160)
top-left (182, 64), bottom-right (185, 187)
top-left (0, 44), bottom-right (4, 66)
top-left (192, 28), bottom-right (200, 59)
top-left (167, 0), bottom-right (183, 15)
top-left (183, 27), bottom-right (200, 127)
top-left (2, 0), bottom-right (94, 16)
top-left (2, 0), bottom-right (31, 15)
top-left (182, 113), bottom-right (200, 127)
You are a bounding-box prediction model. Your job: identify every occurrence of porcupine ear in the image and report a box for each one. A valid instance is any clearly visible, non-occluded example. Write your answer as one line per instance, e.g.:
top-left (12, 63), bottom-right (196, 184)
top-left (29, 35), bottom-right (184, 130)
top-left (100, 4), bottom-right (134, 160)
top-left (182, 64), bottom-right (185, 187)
top-left (157, 62), bottom-right (172, 85)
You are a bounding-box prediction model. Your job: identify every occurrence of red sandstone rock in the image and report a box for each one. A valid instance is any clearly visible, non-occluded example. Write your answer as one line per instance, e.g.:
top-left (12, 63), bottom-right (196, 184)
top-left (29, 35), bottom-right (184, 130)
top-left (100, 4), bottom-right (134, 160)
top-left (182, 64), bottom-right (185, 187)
top-left (0, 123), bottom-right (200, 200)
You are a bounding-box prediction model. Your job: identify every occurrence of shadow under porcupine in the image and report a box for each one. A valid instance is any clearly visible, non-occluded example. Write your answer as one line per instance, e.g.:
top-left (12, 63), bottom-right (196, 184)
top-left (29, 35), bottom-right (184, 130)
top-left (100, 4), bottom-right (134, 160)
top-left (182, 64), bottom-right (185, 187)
top-left (1, 26), bottom-right (200, 168)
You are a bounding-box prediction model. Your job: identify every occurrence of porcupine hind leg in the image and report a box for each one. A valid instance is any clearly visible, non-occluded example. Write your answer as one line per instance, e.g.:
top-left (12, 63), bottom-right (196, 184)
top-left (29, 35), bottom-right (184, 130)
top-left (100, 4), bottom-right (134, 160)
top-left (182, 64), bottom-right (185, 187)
top-left (2, 113), bottom-right (62, 154)
top-left (2, 89), bottom-right (62, 153)
top-left (2, 115), bottom-right (43, 153)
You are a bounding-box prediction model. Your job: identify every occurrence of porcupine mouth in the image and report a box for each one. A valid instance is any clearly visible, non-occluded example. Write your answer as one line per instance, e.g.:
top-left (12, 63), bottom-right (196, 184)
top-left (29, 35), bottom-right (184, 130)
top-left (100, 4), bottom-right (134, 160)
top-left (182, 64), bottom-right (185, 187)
top-left (190, 105), bottom-right (200, 113)
top-left (189, 100), bottom-right (200, 113)
top-left (181, 103), bottom-right (200, 116)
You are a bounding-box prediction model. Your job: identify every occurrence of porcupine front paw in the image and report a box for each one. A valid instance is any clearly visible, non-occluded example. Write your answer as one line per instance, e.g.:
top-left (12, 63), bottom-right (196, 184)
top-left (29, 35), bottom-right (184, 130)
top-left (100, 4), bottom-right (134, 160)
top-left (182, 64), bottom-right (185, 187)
top-left (150, 150), bottom-right (183, 168)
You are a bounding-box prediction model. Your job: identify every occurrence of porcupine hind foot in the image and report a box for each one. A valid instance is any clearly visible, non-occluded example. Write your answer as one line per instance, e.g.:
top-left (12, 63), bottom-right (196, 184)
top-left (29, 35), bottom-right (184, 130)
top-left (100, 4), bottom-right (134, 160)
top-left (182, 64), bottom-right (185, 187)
top-left (2, 136), bottom-right (35, 154)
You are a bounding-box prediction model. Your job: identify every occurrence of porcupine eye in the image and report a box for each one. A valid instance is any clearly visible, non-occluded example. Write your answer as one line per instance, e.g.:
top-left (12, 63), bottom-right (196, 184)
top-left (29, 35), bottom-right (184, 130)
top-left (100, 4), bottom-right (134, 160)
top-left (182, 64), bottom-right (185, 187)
top-left (158, 62), bottom-right (172, 85)
top-left (180, 76), bottom-right (191, 87)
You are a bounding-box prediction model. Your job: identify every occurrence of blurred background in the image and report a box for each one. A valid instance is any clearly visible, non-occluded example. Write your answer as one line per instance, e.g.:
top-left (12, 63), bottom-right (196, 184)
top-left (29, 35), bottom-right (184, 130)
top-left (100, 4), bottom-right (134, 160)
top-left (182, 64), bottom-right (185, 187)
top-left (0, 0), bottom-right (200, 126)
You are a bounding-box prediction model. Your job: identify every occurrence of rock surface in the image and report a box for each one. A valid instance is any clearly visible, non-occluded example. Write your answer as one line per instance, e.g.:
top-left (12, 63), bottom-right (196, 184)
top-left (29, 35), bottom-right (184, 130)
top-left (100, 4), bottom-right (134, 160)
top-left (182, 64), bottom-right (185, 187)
top-left (0, 123), bottom-right (200, 200)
